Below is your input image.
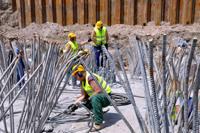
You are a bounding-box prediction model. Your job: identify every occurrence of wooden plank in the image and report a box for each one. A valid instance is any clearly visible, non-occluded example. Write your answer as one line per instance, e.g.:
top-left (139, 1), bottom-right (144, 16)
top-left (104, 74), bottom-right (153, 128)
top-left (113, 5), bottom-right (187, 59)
top-left (124, 0), bottom-right (134, 25)
top-left (100, 0), bottom-right (109, 25)
top-left (195, 0), bottom-right (200, 23)
top-left (179, 0), bottom-right (192, 24)
top-left (24, 0), bottom-right (32, 26)
top-left (77, 0), bottom-right (85, 24)
top-left (45, 0), bottom-right (53, 22)
top-left (12, 0), bottom-right (17, 11)
top-left (88, 0), bottom-right (96, 25)
top-left (111, 0), bottom-right (120, 24)
top-left (65, 0), bottom-right (73, 24)
top-left (16, 0), bottom-right (25, 27)
top-left (151, 0), bottom-right (162, 25)
top-left (169, 0), bottom-right (177, 24)
top-left (137, 0), bottom-right (148, 25)
top-left (35, 0), bottom-right (43, 24)
top-left (164, 0), bottom-right (170, 22)
top-left (56, 0), bottom-right (63, 25)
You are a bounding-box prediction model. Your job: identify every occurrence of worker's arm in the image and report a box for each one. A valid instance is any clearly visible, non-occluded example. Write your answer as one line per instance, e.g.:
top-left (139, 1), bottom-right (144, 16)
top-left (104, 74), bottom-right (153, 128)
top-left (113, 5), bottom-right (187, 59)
top-left (64, 43), bottom-right (71, 53)
top-left (91, 30), bottom-right (96, 44)
top-left (74, 87), bottom-right (87, 104)
top-left (88, 77), bottom-right (102, 98)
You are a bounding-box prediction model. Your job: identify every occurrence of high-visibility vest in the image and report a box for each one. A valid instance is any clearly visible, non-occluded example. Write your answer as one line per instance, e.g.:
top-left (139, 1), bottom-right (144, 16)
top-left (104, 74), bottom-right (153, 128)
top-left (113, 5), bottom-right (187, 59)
top-left (82, 72), bottom-right (111, 96)
top-left (94, 26), bottom-right (107, 45)
top-left (66, 41), bottom-right (79, 54)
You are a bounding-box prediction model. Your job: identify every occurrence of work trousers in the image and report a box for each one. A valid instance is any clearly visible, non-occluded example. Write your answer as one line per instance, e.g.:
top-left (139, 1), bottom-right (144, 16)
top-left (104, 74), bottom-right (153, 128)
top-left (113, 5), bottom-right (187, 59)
top-left (84, 93), bottom-right (110, 124)
top-left (93, 44), bottom-right (108, 70)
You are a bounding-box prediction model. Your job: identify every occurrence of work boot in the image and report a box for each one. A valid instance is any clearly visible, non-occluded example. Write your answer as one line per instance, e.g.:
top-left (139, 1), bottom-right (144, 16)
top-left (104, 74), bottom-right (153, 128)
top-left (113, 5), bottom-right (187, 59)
top-left (90, 124), bottom-right (103, 132)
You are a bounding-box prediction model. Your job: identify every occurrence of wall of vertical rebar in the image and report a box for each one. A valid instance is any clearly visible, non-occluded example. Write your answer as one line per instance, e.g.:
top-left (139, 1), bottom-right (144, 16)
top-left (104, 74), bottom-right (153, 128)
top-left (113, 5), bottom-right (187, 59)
top-left (12, 0), bottom-right (200, 28)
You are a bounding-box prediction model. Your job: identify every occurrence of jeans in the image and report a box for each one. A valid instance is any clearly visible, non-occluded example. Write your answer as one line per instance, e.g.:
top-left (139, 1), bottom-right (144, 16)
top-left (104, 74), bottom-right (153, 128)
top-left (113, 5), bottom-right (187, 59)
top-left (93, 44), bottom-right (108, 70)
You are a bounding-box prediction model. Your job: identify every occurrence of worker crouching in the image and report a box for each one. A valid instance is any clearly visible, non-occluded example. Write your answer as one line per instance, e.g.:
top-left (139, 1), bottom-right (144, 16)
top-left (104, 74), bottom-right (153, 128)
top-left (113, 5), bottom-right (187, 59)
top-left (71, 64), bottom-right (111, 131)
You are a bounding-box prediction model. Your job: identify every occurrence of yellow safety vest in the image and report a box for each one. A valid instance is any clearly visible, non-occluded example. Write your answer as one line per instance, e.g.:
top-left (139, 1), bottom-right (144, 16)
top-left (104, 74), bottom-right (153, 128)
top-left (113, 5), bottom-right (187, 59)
top-left (82, 72), bottom-right (111, 96)
top-left (94, 26), bottom-right (107, 45)
top-left (66, 41), bottom-right (79, 54)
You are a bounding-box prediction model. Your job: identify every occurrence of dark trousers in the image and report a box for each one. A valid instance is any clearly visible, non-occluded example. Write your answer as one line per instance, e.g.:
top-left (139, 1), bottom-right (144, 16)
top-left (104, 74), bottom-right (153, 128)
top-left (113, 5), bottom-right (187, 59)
top-left (93, 44), bottom-right (108, 70)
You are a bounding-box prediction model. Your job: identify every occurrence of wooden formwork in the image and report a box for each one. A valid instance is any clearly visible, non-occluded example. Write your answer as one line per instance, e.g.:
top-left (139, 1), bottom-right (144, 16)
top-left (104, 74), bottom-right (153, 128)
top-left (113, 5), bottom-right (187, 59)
top-left (12, 0), bottom-right (200, 28)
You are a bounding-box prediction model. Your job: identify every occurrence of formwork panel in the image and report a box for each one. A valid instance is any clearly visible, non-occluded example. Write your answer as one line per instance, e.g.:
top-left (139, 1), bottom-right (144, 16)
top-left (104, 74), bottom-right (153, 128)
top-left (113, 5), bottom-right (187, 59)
top-left (180, 0), bottom-right (193, 24)
top-left (152, 0), bottom-right (162, 25)
top-left (124, 0), bottom-right (134, 25)
top-left (164, 0), bottom-right (170, 22)
top-left (56, 0), bottom-right (63, 25)
top-left (35, 0), bottom-right (43, 24)
top-left (100, 0), bottom-right (109, 25)
top-left (25, 0), bottom-right (32, 26)
top-left (16, 0), bottom-right (25, 27)
top-left (169, 0), bottom-right (178, 24)
top-left (195, 0), bottom-right (200, 23)
top-left (45, 0), bottom-right (54, 22)
top-left (137, 0), bottom-right (148, 25)
top-left (65, 0), bottom-right (73, 25)
top-left (77, 0), bottom-right (85, 24)
top-left (88, 0), bottom-right (96, 25)
top-left (111, 0), bottom-right (120, 24)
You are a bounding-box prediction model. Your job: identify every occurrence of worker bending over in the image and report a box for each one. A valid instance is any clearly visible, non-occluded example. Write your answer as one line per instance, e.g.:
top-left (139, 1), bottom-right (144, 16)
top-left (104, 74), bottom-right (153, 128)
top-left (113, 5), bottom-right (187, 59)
top-left (91, 21), bottom-right (109, 70)
top-left (71, 64), bottom-right (111, 131)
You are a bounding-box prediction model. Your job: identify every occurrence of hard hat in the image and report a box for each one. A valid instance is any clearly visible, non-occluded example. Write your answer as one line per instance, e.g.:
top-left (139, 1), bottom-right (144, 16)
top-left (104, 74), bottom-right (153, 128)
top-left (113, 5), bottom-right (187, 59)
top-left (96, 21), bottom-right (103, 29)
top-left (72, 64), bottom-right (85, 76)
top-left (68, 32), bottom-right (76, 39)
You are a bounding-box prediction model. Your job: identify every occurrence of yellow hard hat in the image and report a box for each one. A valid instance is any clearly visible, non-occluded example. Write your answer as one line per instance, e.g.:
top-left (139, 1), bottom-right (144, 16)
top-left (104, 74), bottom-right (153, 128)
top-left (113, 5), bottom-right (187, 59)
top-left (96, 21), bottom-right (103, 29)
top-left (68, 32), bottom-right (76, 39)
top-left (72, 64), bottom-right (85, 76)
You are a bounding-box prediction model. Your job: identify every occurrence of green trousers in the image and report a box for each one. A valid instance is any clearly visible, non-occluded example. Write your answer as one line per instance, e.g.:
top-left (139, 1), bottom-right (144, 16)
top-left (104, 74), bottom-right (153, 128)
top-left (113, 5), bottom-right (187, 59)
top-left (84, 93), bottom-right (110, 124)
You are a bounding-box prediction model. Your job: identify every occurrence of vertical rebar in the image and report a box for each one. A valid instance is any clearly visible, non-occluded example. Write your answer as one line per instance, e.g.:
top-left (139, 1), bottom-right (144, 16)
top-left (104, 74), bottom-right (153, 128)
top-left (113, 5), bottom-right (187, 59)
top-left (148, 39), bottom-right (161, 133)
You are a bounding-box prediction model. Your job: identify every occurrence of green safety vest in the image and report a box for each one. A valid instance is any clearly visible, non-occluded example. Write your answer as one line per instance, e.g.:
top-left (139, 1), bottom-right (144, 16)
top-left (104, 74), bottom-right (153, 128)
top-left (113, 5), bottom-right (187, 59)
top-left (94, 26), bottom-right (107, 45)
top-left (82, 72), bottom-right (111, 96)
top-left (67, 41), bottom-right (79, 54)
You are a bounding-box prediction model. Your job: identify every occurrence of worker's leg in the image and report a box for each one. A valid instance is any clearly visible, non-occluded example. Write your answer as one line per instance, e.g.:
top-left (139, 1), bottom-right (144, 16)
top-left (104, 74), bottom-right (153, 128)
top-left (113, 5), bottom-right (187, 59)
top-left (93, 46), bottom-right (101, 70)
top-left (91, 93), bottom-right (110, 124)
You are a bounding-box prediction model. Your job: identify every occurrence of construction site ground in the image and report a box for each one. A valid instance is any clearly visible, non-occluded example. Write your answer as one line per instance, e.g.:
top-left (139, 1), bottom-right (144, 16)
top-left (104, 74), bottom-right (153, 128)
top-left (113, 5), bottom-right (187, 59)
top-left (0, 74), bottom-right (146, 133)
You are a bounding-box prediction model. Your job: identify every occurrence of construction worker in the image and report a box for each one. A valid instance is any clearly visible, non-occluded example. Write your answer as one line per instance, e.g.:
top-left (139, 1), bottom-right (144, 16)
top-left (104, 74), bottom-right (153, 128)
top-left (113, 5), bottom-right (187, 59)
top-left (71, 64), bottom-right (111, 131)
top-left (16, 48), bottom-right (25, 88)
top-left (91, 21), bottom-right (109, 70)
top-left (64, 32), bottom-right (90, 87)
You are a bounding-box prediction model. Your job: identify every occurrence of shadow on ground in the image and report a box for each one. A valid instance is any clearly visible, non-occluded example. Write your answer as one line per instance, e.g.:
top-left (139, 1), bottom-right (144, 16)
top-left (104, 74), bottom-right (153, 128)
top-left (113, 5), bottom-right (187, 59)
top-left (103, 112), bottom-right (121, 128)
